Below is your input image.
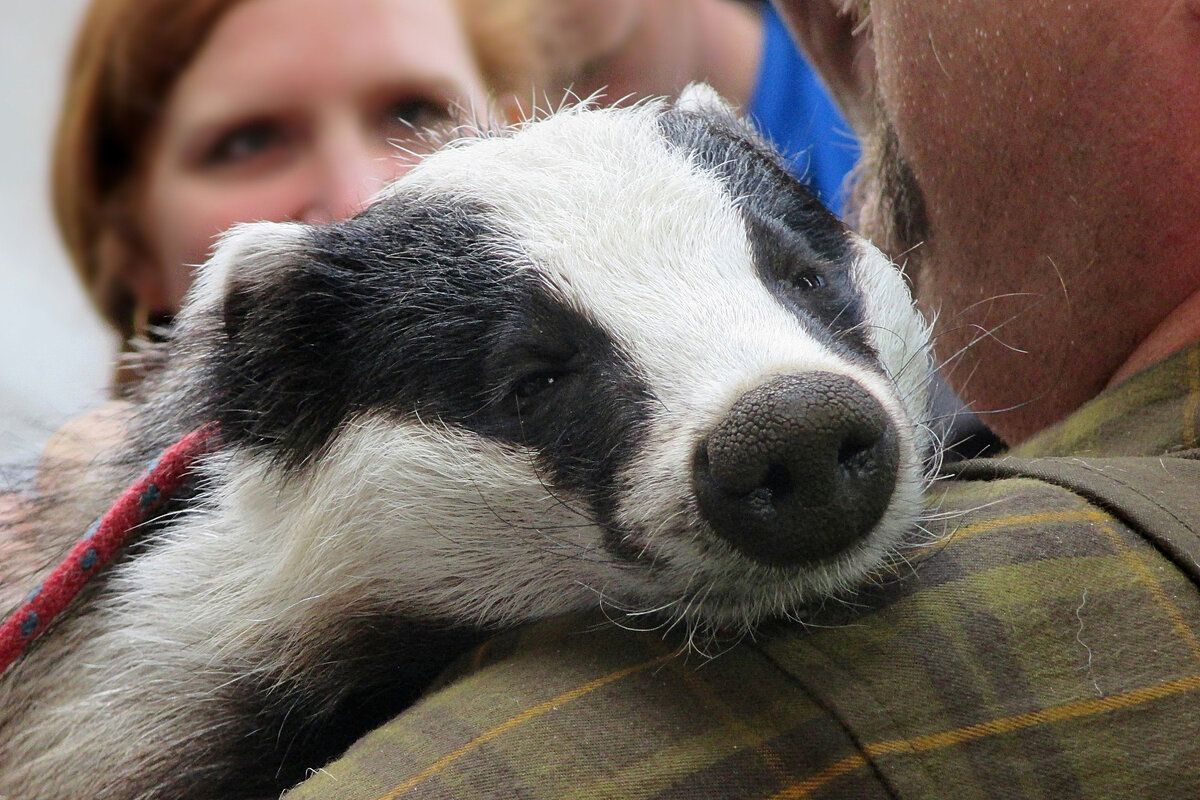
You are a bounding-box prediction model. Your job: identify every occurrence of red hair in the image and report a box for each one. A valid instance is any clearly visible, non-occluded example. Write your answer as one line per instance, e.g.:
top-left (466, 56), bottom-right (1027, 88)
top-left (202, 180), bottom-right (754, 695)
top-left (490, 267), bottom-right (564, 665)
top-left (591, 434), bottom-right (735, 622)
top-left (52, 0), bottom-right (248, 342)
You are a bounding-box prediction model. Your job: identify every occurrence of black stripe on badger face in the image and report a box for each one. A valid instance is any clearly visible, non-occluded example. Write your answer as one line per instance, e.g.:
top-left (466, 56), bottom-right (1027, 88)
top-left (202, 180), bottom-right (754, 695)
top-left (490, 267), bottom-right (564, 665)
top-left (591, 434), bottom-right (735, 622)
top-left (207, 192), bottom-right (652, 510)
top-left (656, 107), bottom-right (877, 368)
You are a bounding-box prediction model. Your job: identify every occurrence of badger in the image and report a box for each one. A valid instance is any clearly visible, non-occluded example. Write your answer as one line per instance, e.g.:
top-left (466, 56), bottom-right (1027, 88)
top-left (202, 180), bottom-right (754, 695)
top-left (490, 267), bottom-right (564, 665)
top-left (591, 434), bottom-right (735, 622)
top-left (0, 87), bottom-right (933, 800)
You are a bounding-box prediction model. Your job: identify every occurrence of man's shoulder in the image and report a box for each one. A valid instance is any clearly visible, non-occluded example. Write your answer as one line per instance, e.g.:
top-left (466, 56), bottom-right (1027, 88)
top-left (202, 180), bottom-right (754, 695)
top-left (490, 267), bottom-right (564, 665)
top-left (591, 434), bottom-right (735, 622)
top-left (285, 461), bottom-right (1200, 800)
top-left (939, 450), bottom-right (1200, 586)
top-left (284, 348), bottom-right (1200, 799)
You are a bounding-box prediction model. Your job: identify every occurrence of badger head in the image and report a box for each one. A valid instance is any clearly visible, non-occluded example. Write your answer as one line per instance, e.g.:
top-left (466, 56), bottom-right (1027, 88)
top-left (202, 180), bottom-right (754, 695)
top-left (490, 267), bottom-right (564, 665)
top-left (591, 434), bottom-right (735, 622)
top-left (163, 86), bottom-right (934, 640)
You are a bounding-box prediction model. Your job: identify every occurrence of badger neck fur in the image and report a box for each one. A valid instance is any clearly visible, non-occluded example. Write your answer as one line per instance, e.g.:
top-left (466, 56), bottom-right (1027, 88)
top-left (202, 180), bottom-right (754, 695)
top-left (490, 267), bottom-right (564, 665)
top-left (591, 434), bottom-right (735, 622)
top-left (0, 86), bottom-right (934, 799)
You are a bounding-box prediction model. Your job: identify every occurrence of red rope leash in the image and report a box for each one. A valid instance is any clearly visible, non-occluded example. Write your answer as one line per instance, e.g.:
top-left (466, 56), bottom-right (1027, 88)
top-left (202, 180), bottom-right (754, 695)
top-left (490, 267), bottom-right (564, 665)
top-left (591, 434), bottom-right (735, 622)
top-left (0, 424), bottom-right (218, 677)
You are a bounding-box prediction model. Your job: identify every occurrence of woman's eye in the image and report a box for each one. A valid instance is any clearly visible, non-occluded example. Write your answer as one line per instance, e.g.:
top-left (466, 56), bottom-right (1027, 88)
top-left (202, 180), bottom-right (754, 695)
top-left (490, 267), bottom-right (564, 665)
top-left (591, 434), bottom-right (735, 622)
top-left (383, 99), bottom-right (449, 132)
top-left (204, 121), bottom-right (281, 166)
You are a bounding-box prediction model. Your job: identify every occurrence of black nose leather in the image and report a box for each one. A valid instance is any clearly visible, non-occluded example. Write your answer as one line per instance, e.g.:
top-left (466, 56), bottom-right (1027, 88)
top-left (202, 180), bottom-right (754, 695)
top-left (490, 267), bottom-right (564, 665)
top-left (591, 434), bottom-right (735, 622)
top-left (693, 372), bottom-right (900, 565)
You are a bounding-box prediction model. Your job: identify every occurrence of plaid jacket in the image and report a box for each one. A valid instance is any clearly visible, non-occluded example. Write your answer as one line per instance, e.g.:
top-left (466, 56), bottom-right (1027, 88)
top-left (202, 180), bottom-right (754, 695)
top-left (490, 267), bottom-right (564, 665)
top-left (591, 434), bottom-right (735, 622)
top-left (288, 345), bottom-right (1200, 799)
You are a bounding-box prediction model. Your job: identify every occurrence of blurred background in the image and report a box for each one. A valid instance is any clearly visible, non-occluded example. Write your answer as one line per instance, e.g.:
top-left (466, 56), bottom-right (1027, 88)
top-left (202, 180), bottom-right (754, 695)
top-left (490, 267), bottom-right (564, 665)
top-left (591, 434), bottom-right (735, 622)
top-left (1, 2), bottom-right (113, 465)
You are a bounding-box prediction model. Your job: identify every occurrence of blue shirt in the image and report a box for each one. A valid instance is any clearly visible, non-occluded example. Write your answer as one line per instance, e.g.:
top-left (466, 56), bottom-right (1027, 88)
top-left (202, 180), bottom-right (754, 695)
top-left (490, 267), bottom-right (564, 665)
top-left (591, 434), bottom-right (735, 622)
top-left (749, 4), bottom-right (859, 212)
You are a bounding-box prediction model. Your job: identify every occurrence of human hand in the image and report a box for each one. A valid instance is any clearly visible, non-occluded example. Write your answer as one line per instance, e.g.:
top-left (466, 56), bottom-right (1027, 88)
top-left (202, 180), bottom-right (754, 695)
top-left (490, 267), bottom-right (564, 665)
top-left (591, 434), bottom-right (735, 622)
top-left (37, 400), bottom-right (133, 496)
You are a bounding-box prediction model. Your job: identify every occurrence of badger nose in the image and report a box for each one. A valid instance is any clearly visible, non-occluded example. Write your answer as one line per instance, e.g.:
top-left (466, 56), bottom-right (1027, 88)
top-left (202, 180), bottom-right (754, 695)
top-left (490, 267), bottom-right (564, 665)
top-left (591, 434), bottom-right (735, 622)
top-left (693, 372), bottom-right (900, 566)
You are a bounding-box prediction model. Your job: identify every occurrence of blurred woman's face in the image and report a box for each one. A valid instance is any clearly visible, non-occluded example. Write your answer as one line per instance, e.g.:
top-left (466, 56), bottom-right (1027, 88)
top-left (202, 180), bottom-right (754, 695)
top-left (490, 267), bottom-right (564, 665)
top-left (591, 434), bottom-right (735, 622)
top-left (134, 0), bottom-right (490, 312)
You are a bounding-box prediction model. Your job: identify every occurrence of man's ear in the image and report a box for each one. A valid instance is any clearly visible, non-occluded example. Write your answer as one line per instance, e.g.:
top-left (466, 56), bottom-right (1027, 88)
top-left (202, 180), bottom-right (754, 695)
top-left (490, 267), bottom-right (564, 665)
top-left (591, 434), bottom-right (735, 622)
top-left (773, 0), bottom-right (876, 135)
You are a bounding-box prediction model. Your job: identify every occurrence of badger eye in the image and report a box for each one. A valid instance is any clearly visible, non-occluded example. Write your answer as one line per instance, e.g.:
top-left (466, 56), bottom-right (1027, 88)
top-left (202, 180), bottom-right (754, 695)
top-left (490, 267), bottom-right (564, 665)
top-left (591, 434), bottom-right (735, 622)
top-left (792, 270), bottom-right (826, 290)
top-left (512, 370), bottom-right (567, 401)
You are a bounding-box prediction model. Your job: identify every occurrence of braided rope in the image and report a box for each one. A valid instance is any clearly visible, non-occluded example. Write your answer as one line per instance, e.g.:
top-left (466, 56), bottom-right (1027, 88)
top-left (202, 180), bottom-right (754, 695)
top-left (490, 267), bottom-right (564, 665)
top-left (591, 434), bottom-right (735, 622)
top-left (0, 425), bottom-right (218, 676)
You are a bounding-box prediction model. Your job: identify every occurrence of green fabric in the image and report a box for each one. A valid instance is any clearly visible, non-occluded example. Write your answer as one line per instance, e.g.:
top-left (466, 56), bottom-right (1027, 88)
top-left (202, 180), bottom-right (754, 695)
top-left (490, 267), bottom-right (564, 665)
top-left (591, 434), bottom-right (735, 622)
top-left (287, 345), bottom-right (1200, 799)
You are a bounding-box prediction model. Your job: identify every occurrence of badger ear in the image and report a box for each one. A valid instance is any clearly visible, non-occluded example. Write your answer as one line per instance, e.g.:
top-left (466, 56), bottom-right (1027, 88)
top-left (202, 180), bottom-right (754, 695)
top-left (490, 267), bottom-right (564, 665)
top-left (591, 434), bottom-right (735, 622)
top-left (176, 221), bottom-right (311, 328)
top-left (672, 82), bottom-right (767, 145)
top-left (675, 83), bottom-right (741, 120)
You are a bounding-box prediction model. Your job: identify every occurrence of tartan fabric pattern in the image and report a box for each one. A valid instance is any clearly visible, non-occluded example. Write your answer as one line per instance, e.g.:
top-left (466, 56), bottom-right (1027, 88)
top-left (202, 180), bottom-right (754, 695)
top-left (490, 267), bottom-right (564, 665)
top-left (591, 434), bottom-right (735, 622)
top-left (286, 344), bottom-right (1200, 799)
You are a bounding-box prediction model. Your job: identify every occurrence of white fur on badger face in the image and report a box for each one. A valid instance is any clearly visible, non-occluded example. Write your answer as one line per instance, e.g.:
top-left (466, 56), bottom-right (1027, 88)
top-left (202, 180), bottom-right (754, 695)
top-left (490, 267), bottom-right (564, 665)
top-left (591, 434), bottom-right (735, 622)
top-left (182, 91), bottom-right (933, 637)
top-left (386, 93), bottom-right (933, 627)
top-left (118, 420), bottom-right (610, 638)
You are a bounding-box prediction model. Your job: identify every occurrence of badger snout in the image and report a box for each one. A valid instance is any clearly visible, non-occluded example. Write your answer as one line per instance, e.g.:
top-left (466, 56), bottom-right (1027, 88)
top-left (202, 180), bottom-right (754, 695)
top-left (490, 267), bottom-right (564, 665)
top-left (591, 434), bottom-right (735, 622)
top-left (693, 372), bottom-right (900, 566)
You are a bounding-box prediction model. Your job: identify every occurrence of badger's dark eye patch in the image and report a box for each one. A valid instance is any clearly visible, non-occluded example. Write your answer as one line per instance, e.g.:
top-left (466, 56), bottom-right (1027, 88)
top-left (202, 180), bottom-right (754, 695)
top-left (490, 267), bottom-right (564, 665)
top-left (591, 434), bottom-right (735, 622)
top-left (748, 214), bottom-right (840, 292)
top-left (506, 371), bottom-right (561, 402)
top-left (788, 270), bottom-right (826, 291)
top-left (489, 331), bottom-right (581, 411)
top-left (773, 261), bottom-right (833, 303)
top-left (502, 359), bottom-right (579, 416)
top-left (738, 201), bottom-right (875, 365)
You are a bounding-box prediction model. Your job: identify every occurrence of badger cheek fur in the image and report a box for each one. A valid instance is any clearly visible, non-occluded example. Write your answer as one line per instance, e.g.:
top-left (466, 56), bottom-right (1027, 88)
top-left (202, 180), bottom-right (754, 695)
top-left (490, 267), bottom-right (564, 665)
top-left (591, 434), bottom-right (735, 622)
top-left (0, 86), bottom-right (935, 800)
